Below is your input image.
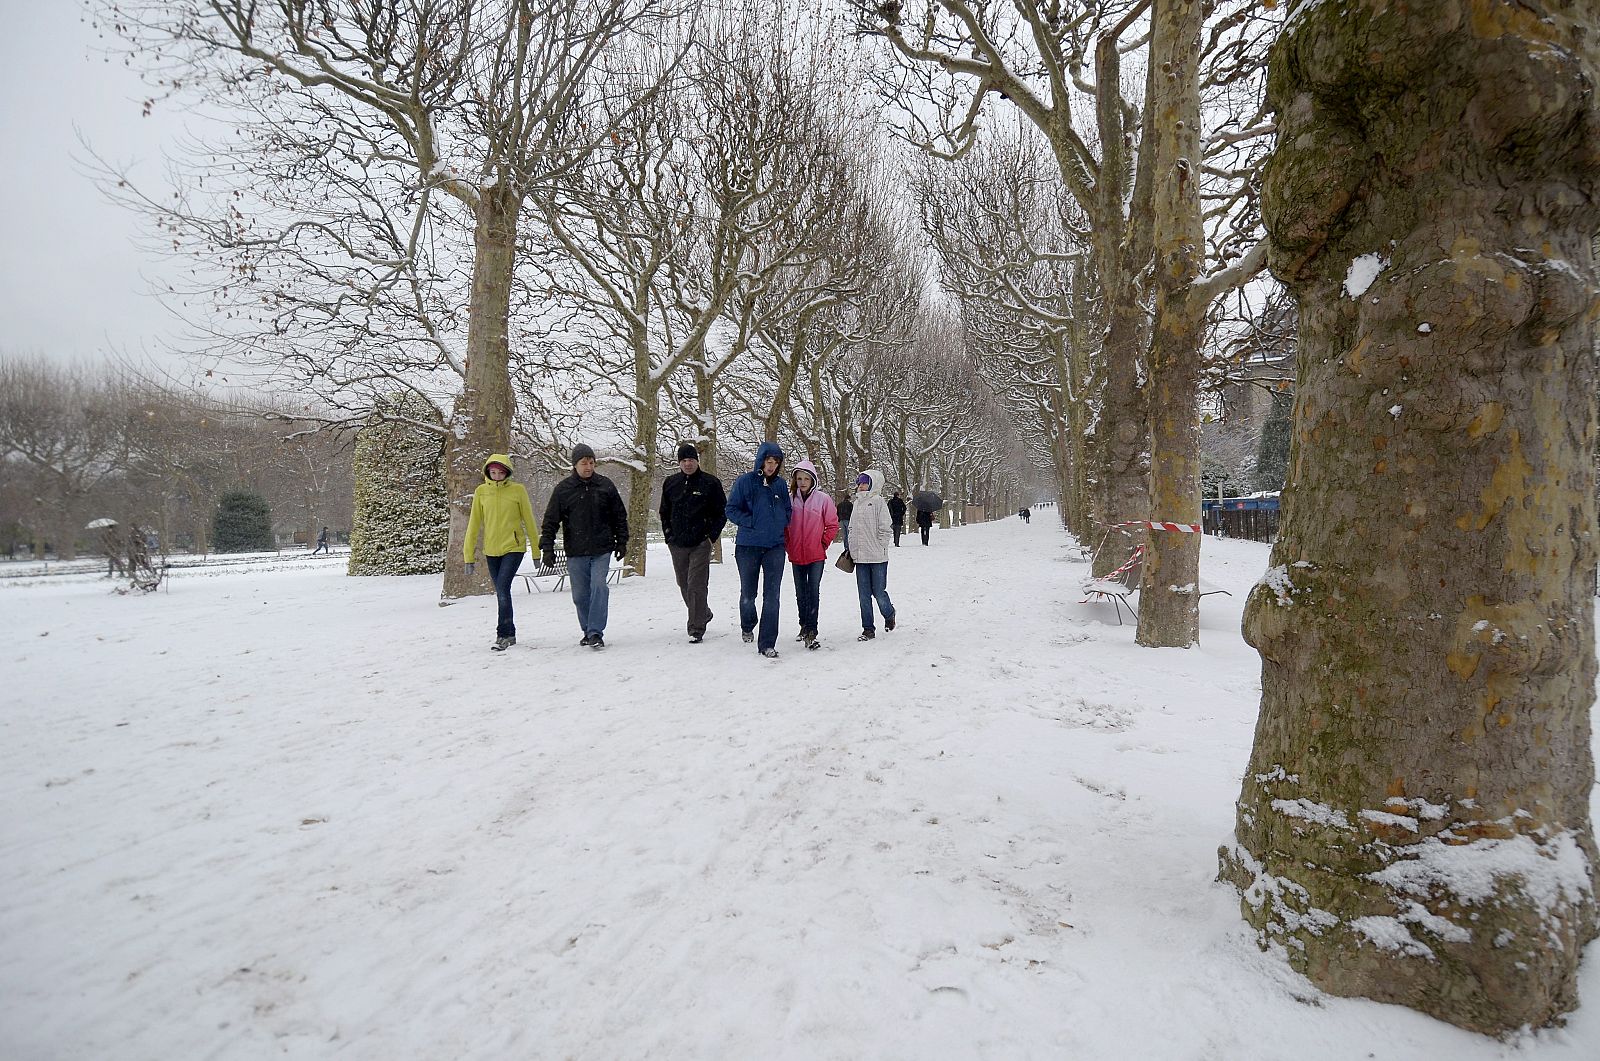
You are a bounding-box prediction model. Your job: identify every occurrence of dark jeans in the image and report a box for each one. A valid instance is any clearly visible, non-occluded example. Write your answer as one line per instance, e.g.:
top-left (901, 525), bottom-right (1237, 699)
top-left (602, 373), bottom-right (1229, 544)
top-left (855, 561), bottom-right (895, 631)
top-left (669, 539), bottom-right (714, 636)
top-left (892, 522), bottom-right (903, 547)
top-left (919, 524), bottom-right (931, 545)
top-left (485, 551), bottom-right (524, 638)
top-left (735, 543), bottom-right (786, 652)
top-left (792, 560), bottom-right (824, 633)
top-left (568, 552), bottom-right (611, 637)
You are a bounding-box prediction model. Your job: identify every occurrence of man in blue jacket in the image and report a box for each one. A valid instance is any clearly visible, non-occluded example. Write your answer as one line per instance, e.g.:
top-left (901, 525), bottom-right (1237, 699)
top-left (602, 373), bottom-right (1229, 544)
top-left (724, 441), bottom-right (792, 658)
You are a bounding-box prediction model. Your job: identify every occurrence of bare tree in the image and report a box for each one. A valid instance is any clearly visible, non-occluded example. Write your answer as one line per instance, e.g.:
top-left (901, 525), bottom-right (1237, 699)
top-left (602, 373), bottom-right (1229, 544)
top-left (94, 0), bottom-right (676, 598)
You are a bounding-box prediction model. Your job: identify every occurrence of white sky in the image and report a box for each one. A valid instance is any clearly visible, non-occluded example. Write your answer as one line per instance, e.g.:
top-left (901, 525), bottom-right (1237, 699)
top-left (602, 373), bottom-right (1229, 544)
top-left (0, 2), bottom-right (192, 369)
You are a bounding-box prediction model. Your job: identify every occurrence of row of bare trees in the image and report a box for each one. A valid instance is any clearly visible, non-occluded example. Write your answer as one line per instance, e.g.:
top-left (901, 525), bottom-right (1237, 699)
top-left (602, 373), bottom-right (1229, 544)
top-left (80, 0), bottom-right (1600, 1036)
top-left (0, 358), bottom-right (351, 559)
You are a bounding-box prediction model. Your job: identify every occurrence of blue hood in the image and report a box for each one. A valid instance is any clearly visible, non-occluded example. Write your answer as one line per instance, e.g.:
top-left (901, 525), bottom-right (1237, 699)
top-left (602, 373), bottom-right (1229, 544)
top-left (752, 441), bottom-right (785, 474)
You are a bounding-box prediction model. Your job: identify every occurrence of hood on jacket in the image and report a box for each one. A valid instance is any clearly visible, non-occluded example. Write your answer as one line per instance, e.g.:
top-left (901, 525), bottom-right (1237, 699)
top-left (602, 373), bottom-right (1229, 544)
top-left (482, 453), bottom-right (515, 481)
top-left (752, 441), bottom-right (785, 477)
top-left (856, 469), bottom-right (884, 502)
top-left (791, 459), bottom-right (822, 498)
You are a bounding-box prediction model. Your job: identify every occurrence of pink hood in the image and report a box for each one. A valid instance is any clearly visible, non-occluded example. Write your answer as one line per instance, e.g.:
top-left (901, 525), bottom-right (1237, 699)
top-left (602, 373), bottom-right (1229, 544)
top-left (785, 461), bottom-right (838, 565)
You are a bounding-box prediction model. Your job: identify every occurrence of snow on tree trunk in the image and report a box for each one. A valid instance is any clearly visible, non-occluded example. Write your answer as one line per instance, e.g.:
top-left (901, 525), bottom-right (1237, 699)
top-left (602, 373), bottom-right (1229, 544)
top-left (441, 187), bottom-right (520, 599)
top-left (1220, 0), bottom-right (1600, 1033)
top-left (1137, 0), bottom-right (1206, 649)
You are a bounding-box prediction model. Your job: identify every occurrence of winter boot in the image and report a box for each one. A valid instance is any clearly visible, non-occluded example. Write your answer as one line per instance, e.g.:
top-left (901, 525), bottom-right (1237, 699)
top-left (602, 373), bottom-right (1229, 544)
top-left (761, 648), bottom-right (779, 659)
top-left (742, 630), bottom-right (754, 643)
top-left (885, 616), bottom-right (895, 632)
top-left (857, 629), bottom-right (875, 641)
top-left (491, 637), bottom-right (512, 652)
top-left (590, 635), bottom-right (606, 650)
top-left (580, 633), bottom-right (596, 647)
top-left (804, 629), bottom-right (819, 650)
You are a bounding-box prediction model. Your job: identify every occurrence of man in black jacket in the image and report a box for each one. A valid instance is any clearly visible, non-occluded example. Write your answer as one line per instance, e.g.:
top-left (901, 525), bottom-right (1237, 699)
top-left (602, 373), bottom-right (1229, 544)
top-left (658, 442), bottom-right (727, 643)
top-left (887, 491), bottom-right (907, 547)
top-left (541, 444), bottom-right (629, 648)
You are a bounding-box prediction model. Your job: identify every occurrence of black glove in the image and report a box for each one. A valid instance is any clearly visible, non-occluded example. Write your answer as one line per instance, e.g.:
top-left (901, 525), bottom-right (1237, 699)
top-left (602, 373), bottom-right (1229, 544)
top-left (541, 550), bottom-right (556, 569)
top-left (614, 548), bottom-right (626, 562)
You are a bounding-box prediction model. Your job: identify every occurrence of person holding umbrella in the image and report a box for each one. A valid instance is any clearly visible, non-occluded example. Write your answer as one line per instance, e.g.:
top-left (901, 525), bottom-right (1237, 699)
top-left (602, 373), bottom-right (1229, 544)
top-left (913, 488), bottom-right (942, 546)
top-left (848, 469), bottom-right (896, 640)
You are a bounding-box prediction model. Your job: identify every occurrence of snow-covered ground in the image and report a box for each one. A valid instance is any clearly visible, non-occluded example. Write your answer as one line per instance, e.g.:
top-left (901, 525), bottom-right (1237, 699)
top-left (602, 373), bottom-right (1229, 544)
top-left (2, 518), bottom-right (1596, 1059)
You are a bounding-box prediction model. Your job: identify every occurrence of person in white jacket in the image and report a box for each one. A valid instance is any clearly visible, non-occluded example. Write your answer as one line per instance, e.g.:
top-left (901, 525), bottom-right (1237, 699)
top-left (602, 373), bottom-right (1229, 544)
top-left (846, 469), bottom-right (897, 640)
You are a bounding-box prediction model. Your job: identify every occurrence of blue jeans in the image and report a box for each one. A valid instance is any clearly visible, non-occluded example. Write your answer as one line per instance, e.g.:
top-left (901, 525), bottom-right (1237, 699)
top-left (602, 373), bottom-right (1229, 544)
top-left (485, 552), bottom-right (524, 638)
top-left (792, 560), bottom-right (824, 633)
top-left (735, 543), bottom-right (786, 651)
top-left (568, 552), bottom-right (611, 637)
top-left (855, 561), bottom-right (894, 631)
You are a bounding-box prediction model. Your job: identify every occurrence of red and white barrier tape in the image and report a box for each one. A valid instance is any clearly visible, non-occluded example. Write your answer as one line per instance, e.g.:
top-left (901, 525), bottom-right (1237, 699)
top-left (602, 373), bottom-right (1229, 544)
top-left (1110, 520), bottom-right (1202, 534)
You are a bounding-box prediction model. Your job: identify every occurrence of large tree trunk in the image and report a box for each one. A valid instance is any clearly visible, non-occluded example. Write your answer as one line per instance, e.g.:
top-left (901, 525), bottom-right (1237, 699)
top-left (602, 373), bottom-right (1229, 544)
top-left (441, 187), bottom-right (519, 600)
top-left (627, 372), bottom-right (659, 576)
top-left (1135, 0), bottom-right (1205, 649)
top-left (1219, 0), bottom-right (1599, 1033)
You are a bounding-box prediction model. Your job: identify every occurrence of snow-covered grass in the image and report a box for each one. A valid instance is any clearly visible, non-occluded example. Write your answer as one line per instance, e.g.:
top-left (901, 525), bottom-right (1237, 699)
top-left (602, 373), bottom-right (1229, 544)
top-left (2, 519), bottom-right (1596, 1059)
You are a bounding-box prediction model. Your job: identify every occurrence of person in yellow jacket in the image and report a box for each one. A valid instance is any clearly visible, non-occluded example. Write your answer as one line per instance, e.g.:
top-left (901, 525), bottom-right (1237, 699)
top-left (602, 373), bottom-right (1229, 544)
top-left (464, 453), bottom-right (539, 651)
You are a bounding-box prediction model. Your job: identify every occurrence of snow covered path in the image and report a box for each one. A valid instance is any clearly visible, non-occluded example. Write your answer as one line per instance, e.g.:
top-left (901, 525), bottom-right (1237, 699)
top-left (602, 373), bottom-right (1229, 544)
top-left (2, 519), bottom-right (1596, 1059)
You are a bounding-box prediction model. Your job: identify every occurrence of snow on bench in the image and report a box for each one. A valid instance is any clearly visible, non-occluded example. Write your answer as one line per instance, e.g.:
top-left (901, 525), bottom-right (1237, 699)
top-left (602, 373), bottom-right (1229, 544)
top-left (1079, 545), bottom-right (1231, 625)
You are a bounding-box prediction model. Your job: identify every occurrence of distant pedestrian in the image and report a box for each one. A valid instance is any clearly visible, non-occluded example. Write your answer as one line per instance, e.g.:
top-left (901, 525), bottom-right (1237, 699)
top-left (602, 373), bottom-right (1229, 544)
top-left (785, 460), bottom-right (838, 651)
top-left (1018, 507), bottom-right (1031, 524)
top-left (463, 454), bottom-right (539, 652)
top-left (837, 492), bottom-right (854, 550)
top-left (313, 526), bottom-right (331, 554)
top-left (916, 504), bottom-right (934, 546)
top-left (658, 442), bottom-right (727, 644)
top-left (725, 441), bottom-right (792, 658)
top-left (848, 470), bottom-right (896, 640)
top-left (887, 490), bottom-right (907, 547)
top-left (541, 444), bottom-right (629, 649)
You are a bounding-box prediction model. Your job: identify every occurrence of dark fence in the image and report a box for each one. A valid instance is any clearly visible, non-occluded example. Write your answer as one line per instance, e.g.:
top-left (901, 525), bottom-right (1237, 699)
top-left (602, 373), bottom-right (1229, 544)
top-left (1202, 496), bottom-right (1280, 543)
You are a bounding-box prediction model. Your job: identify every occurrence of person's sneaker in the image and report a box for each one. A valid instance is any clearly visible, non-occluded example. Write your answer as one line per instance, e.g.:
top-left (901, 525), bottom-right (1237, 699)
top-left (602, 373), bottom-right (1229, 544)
top-left (761, 648), bottom-right (779, 659)
top-left (885, 616), bottom-right (895, 632)
top-left (742, 630), bottom-right (754, 643)
top-left (689, 632), bottom-right (703, 644)
top-left (491, 637), bottom-right (511, 652)
top-left (579, 633), bottom-right (596, 647)
top-left (806, 637), bottom-right (821, 651)
top-left (590, 635), bottom-right (606, 650)
top-left (803, 629), bottom-right (818, 649)
top-left (795, 630), bottom-right (807, 641)
top-left (857, 629), bottom-right (875, 641)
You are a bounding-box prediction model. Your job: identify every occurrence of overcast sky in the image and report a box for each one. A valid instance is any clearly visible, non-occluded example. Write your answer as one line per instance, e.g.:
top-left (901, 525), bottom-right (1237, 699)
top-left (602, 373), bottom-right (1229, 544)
top-left (0, 3), bottom-right (193, 370)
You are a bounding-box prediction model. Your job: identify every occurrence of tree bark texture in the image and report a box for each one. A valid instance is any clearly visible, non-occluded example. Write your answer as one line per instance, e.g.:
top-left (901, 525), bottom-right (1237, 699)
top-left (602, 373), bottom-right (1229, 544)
top-left (1220, 0), bottom-right (1600, 1033)
top-left (441, 187), bottom-right (520, 600)
top-left (627, 374), bottom-right (659, 577)
top-left (1137, 0), bottom-right (1206, 648)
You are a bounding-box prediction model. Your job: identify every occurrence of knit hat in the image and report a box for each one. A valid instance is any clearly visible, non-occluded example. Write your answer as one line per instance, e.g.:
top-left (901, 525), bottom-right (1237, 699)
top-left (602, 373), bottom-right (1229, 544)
top-left (571, 443), bottom-right (596, 465)
top-left (677, 442), bottom-right (699, 461)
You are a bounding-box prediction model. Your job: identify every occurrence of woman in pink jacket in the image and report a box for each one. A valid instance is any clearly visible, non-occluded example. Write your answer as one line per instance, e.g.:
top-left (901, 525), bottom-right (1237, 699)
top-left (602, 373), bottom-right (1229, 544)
top-left (785, 460), bottom-right (839, 651)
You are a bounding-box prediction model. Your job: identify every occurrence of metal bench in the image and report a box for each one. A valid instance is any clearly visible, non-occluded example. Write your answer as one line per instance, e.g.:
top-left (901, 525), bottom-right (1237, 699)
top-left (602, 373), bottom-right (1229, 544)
top-left (518, 547), bottom-right (632, 593)
top-left (1079, 543), bottom-right (1232, 625)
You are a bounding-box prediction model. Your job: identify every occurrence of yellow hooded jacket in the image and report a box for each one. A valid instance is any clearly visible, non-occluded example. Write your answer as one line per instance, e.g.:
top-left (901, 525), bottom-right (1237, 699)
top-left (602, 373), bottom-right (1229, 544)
top-left (464, 453), bottom-right (539, 562)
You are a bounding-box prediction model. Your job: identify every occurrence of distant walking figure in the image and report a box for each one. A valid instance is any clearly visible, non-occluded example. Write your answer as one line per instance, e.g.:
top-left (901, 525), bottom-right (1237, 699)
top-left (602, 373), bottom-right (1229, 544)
top-left (313, 526), bottom-right (331, 554)
top-left (888, 491), bottom-right (907, 547)
top-left (916, 506), bottom-right (934, 546)
top-left (837, 492), bottom-right (854, 553)
top-left (1018, 507), bottom-right (1031, 524)
top-left (463, 455), bottom-right (538, 652)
